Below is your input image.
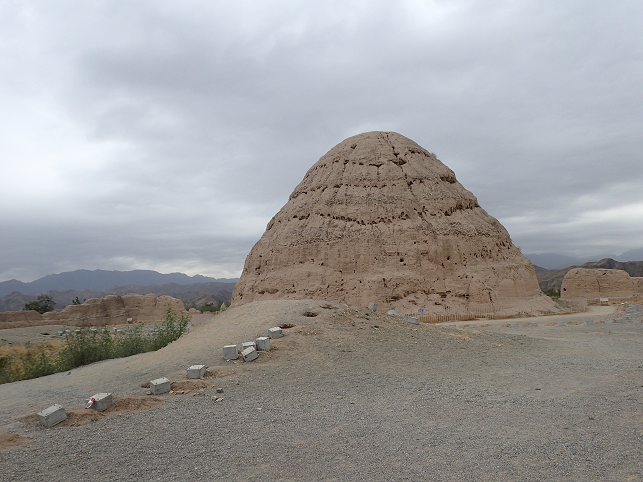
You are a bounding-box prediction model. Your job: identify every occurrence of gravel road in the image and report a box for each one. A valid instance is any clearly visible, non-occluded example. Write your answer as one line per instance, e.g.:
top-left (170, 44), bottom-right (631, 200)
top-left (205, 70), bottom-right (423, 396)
top-left (0, 300), bottom-right (642, 481)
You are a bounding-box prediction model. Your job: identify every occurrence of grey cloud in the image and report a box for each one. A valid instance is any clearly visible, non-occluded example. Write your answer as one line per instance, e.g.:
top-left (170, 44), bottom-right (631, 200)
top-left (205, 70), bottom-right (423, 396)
top-left (1, 0), bottom-right (642, 281)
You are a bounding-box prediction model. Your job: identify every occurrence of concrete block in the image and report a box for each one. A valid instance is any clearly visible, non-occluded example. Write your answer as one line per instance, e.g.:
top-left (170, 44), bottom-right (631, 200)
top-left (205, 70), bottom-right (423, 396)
top-left (223, 345), bottom-right (239, 360)
top-left (242, 346), bottom-right (258, 362)
top-left (368, 302), bottom-right (378, 312)
top-left (88, 392), bottom-right (113, 412)
top-left (187, 364), bottom-right (206, 379)
top-left (387, 309), bottom-right (398, 315)
top-left (150, 377), bottom-right (171, 395)
top-left (38, 404), bottom-right (67, 427)
top-left (256, 336), bottom-right (271, 351)
top-left (268, 327), bottom-right (283, 339)
top-left (407, 317), bottom-right (420, 325)
top-left (242, 341), bottom-right (256, 351)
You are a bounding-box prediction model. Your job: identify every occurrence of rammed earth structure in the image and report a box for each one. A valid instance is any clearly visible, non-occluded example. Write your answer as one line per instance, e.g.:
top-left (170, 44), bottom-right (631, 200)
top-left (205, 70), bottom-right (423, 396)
top-left (232, 132), bottom-right (557, 316)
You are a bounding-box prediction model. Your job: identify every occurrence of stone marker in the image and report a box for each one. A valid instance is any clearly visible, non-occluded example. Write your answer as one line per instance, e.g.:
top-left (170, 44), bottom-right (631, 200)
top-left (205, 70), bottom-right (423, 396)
top-left (187, 365), bottom-right (206, 379)
top-left (387, 309), bottom-right (398, 315)
top-left (150, 378), bottom-right (171, 395)
top-left (407, 317), bottom-right (420, 325)
top-left (87, 392), bottom-right (113, 411)
top-left (256, 336), bottom-right (271, 351)
top-left (242, 341), bottom-right (256, 351)
top-left (368, 302), bottom-right (378, 312)
top-left (223, 345), bottom-right (239, 360)
top-left (38, 404), bottom-right (67, 427)
top-left (242, 346), bottom-right (258, 362)
top-left (268, 327), bottom-right (283, 339)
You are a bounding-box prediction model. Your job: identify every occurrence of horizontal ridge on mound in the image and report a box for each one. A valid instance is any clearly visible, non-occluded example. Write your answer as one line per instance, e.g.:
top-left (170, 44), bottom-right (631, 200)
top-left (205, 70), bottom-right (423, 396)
top-left (232, 131), bottom-right (557, 316)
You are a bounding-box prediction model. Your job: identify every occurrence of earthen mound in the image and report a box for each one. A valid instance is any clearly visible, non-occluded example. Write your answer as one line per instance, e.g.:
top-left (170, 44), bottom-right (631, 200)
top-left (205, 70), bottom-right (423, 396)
top-left (561, 268), bottom-right (643, 301)
top-left (232, 132), bottom-right (556, 316)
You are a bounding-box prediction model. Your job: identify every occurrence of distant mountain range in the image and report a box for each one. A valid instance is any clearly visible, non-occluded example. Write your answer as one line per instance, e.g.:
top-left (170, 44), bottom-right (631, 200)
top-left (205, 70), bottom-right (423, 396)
top-left (525, 248), bottom-right (643, 270)
top-left (0, 269), bottom-right (238, 298)
top-left (0, 270), bottom-right (239, 312)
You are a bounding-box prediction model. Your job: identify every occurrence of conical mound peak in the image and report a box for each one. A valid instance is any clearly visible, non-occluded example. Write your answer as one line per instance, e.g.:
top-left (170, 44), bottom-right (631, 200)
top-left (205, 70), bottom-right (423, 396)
top-left (232, 132), bottom-right (556, 316)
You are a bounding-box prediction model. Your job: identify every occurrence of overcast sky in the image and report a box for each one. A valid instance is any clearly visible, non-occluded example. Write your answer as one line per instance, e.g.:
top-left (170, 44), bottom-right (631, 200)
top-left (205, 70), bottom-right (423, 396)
top-left (1, 0), bottom-right (642, 282)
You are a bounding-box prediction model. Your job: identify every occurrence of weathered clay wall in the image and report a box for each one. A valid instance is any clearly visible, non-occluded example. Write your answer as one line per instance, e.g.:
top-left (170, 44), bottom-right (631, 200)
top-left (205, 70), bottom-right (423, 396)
top-left (232, 131), bottom-right (557, 317)
top-left (0, 294), bottom-right (186, 329)
top-left (632, 277), bottom-right (643, 295)
top-left (561, 268), bottom-right (635, 300)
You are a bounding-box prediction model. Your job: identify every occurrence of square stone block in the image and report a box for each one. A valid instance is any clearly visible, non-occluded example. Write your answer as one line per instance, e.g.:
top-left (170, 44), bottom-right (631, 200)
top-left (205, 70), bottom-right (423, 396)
top-left (407, 317), bottom-right (420, 325)
top-left (223, 345), bottom-right (238, 360)
top-left (268, 327), bottom-right (283, 339)
top-left (368, 302), bottom-right (378, 312)
top-left (256, 336), bottom-right (271, 351)
top-left (150, 377), bottom-right (171, 395)
top-left (387, 309), bottom-right (398, 315)
top-left (88, 392), bottom-right (113, 412)
top-left (38, 404), bottom-right (67, 427)
top-left (242, 341), bottom-right (256, 350)
top-left (187, 364), bottom-right (206, 379)
top-left (242, 346), bottom-right (258, 362)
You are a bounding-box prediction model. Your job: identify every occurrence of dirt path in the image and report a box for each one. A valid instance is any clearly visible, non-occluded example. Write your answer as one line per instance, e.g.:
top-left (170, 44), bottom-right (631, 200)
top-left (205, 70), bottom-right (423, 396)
top-left (1, 300), bottom-right (642, 481)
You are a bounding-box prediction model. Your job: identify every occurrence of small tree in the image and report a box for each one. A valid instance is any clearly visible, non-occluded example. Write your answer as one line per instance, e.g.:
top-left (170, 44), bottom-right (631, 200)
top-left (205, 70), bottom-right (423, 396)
top-left (24, 294), bottom-right (56, 314)
top-left (72, 296), bottom-right (85, 305)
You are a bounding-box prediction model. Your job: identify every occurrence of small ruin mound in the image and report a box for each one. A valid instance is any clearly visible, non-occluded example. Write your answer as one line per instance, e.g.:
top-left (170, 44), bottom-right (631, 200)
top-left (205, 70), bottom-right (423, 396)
top-left (561, 268), bottom-right (643, 302)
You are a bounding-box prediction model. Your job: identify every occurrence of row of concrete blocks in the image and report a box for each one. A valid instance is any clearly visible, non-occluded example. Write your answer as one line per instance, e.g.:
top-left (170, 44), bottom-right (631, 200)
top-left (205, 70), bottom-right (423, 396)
top-left (223, 326), bottom-right (283, 362)
top-left (37, 392), bottom-right (113, 428)
top-left (148, 364), bottom-right (207, 395)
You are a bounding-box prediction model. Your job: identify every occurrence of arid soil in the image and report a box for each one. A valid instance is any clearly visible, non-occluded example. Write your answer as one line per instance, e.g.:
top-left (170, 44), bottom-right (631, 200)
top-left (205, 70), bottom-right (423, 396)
top-left (0, 300), bottom-right (642, 481)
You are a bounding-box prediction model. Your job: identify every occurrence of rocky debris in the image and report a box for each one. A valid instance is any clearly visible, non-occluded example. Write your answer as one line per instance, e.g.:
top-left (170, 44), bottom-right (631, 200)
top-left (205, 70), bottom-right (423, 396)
top-left (561, 268), bottom-right (643, 301)
top-left (232, 131), bottom-right (556, 317)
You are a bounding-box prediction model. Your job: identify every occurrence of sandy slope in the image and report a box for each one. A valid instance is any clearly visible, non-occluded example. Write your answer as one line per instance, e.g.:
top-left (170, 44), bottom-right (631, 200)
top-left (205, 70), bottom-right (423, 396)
top-left (1, 300), bottom-right (642, 481)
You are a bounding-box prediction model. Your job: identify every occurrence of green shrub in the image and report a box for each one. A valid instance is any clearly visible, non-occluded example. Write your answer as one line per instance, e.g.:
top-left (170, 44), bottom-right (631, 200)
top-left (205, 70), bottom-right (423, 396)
top-left (23, 294), bottom-right (56, 314)
top-left (0, 308), bottom-right (190, 384)
top-left (198, 301), bottom-right (222, 313)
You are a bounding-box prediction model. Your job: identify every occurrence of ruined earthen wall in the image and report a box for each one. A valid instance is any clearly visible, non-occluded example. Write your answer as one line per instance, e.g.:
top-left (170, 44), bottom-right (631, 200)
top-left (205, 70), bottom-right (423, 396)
top-left (0, 294), bottom-right (186, 329)
top-left (561, 268), bottom-right (635, 300)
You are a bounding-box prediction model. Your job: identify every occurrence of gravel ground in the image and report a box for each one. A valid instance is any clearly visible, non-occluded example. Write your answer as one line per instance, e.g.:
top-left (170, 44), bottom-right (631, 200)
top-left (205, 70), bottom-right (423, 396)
top-left (0, 300), bottom-right (642, 481)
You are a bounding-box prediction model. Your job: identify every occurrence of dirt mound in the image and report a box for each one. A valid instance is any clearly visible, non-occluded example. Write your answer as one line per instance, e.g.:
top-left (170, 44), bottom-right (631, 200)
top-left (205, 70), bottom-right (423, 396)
top-left (232, 131), bottom-right (556, 317)
top-left (170, 380), bottom-right (210, 394)
top-left (0, 432), bottom-right (29, 451)
top-left (19, 396), bottom-right (164, 427)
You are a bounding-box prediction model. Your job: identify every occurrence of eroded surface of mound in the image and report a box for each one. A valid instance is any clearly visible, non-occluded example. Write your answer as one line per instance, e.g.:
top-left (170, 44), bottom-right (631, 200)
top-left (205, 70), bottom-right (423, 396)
top-left (232, 131), bottom-right (555, 316)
